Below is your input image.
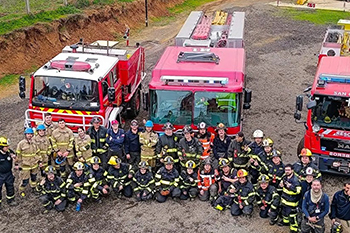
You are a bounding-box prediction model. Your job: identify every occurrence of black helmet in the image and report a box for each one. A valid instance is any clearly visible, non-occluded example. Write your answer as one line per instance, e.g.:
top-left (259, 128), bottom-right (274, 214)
top-left (162, 122), bottom-right (174, 130)
top-left (183, 125), bottom-right (192, 134)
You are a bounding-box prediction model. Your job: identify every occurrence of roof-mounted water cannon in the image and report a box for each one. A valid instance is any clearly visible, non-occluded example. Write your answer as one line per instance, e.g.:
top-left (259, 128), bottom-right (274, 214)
top-left (19, 76), bottom-right (26, 99)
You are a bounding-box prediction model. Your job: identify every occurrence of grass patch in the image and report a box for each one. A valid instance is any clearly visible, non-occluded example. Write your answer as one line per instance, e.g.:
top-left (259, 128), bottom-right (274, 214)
top-left (169, 0), bottom-right (217, 14)
top-left (0, 6), bottom-right (81, 35)
top-left (281, 8), bottom-right (350, 25)
top-left (0, 74), bottom-right (19, 86)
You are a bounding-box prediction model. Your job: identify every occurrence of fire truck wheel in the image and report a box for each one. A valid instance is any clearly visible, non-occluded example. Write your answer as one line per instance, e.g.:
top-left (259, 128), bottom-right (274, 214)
top-left (128, 89), bottom-right (141, 118)
top-left (297, 137), bottom-right (304, 155)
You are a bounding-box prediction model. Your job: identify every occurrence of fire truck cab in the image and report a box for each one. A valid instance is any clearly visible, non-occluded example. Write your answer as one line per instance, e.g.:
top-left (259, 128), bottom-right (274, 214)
top-left (19, 40), bottom-right (145, 131)
top-left (294, 56), bottom-right (350, 175)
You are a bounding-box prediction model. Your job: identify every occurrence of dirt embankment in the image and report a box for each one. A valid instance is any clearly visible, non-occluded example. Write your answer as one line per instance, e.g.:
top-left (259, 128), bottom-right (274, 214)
top-left (0, 0), bottom-right (186, 77)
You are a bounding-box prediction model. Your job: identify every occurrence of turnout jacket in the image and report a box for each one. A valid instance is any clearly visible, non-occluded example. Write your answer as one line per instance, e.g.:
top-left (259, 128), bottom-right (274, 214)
top-left (256, 185), bottom-right (280, 210)
top-left (33, 135), bottom-right (51, 166)
top-left (66, 171), bottom-right (90, 200)
top-left (227, 138), bottom-right (251, 168)
top-left (75, 134), bottom-right (92, 162)
top-left (177, 137), bottom-right (203, 166)
top-left (155, 134), bottom-right (179, 162)
top-left (249, 141), bottom-right (264, 157)
top-left (0, 149), bottom-right (13, 174)
top-left (132, 170), bottom-right (155, 193)
top-left (302, 190), bottom-right (329, 219)
top-left (196, 132), bottom-right (215, 160)
top-left (293, 161), bottom-right (321, 181)
top-left (267, 162), bottom-right (285, 189)
top-left (180, 170), bottom-right (198, 190)
top-left (88, 126), bottom-right (108, 154)
top-left (88, 167), bottom-right (107, 191)
top-left (231, 180), bottom-right (255, 206)
top-left (212, 135), bottom-right (231, 159)
top-left (139, 130), bottom-right (158, 159)
top-left (155, 167), bottom-right (179, 190)
top-left (198, 167), bottom-right (219, 191)
top-left (280, 174), bottom-right (302, 207)
top-left (16, 139), bottom-right (41, 168)
top-left (39, 176), bottom-right (66, 201)
top-left (106, 163), bottom-right (133, 187)
top-left (51, 127), bottom-right (74, 159)
top-left (330, 190), bottom-right (350, 221)
top-left (217, 168), bottom-right (237, 192)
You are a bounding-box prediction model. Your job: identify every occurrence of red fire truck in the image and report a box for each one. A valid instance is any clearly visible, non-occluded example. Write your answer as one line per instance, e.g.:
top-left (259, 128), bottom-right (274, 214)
top-left (294, 56), bottom-right (350, 175)
top-left (144, 11), bottom-right (251, 135)
top-left (19, 40), bottom-right (145, 131)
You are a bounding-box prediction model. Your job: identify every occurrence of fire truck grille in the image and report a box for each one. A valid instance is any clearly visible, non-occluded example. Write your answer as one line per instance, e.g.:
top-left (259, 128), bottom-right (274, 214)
top-left (320, 138), bottom-right (350, 153)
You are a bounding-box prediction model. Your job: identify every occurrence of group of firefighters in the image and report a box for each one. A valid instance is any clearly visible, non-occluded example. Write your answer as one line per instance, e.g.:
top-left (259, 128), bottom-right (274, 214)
top-left (0, 113), bottom-right (349, 233)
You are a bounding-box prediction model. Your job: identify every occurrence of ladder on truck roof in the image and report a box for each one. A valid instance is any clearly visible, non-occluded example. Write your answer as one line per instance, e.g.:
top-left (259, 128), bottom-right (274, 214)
top-left (177, 51), bottom-right (220, 64)
top-left (175, 11), bottom-right (245, 48)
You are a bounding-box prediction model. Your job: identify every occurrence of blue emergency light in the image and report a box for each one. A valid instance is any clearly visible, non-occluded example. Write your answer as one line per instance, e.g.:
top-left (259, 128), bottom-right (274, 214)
top-left (319, 75), bottom-right (350, 83)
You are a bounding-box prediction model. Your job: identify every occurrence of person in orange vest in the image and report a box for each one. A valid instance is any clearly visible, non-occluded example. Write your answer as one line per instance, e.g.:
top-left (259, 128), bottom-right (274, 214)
top-left (196, 122), bottom-right (215, 161)
top-left (197, 158), bottom-right (219, 202)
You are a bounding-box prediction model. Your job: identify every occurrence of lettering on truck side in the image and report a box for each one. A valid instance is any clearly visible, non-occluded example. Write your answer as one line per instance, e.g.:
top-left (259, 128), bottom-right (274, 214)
top-left (334, 131), bottom-right (350, 138)
top-left (329, 152), bottom-right (350, 158)
top-left (333, 91), bottom-right (350, 96)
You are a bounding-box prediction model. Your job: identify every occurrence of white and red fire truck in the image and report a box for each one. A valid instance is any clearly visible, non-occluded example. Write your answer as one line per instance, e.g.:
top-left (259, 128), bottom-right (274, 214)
top-left (144, 11), bottom-right (251, 135)
top-left (19, 40), bottom-right (145, 131)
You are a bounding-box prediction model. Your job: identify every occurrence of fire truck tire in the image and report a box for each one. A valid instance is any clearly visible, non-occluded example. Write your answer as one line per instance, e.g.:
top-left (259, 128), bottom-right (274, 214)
top-left (297, 137), bottom-right (304, 155)
top-left (128, 88), bottom-right (141, 118)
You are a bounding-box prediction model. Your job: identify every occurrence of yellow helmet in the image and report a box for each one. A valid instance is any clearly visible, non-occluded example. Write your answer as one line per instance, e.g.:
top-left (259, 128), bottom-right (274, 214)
top-left (185, 160), bottom-right (196, 169)
top-left (90, 156), bottom-right (101, 164)
top-left (44, 165), bottom-right (56, 175)
top-left (163, 156), bottom-right (174, 165)
top-left (73, 162), bottom-right (85, 171)
top-left (237, 169), bottom-right (248, 178)
top-left (216, 123), bottom-right (227, 131)
top-left (324, 116), bottom-right (331, 124)
top-left (138, 161), bottom-right (149, 169)
top-left (258, 174), bottom-right (270, 183)
top-left (0, 136), bottom-right (9, 147)
top-left (262, 138), bottom-right (274, 147)
top-left (108, 156), bottom-right (121, 166)
top-left (219, 158), bottom-right (230, 168)
top-left (299, 148), bottom-right (312, 157)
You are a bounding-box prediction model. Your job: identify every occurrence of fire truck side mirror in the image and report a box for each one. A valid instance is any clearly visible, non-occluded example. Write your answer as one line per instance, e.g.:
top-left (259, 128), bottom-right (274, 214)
top-left (108, 87), bottom-right (116, 102)
top-left (143, 92), bottom-right (149, 111)
top-left (19, 76), bottom-right (26, 99)
top-left (306, 100), bottom-right (316, 110)
top-left (243, 89), bottom-right (252, 109)
top-left (296, 95), bottom-right (303, 111)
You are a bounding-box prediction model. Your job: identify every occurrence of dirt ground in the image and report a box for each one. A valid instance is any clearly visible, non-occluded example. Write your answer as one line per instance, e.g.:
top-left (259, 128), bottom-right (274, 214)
top-left (0, 0), bottom-right (349, 232)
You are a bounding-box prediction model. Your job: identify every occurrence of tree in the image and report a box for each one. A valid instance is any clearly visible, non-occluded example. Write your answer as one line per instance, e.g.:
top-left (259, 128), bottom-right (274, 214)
top-left (25, 0), bottom-right (31, 14)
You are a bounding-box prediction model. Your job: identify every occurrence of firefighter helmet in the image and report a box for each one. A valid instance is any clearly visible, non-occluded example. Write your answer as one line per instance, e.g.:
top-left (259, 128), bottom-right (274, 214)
top-left (185, 160), bottom-right (196, 169)
top-left (36, 124), bottom-right (46, 131)
top-left (271, 149), bottom-right (281, 158)
top-left (331, 221), bottom-right (343, 233)
top-left (258, 174), bottom-right (270, 183)
top-left (45, 165), bottom-right (56, 175)
top-left (204, 158), bottom-right (211, 165)
top-left (198, 122), bottom-right (207, 129)
top-left (73, 162), bottom-right (85, 171)
top-left (299, 148), bottom-right (312, 157)
top-left (24, 128), bottom-right (34, 134)
top-left (183, 125), bottom-right (192, 134)
top-left (164, 156), bottom-right (174, 165)
top-left (162, 122), bottom-right (174, 130)
top-left (219, 158), bottom-right (230, 168)
top-left (253, 129), bottom-right (264, 138)
top-left (0, 136), bottom-right (9, 147)
top-left (108, 156), bottom-right (121, 166)
top-left (91, 117), bottom-right (102, 124)
top-left (262, 138), bottom-right (274, 147)
top-left (138, 161), bottom-right (149, 169)
top-left (324, 116), bottom-right (332, 124)
top-left (237, 169), bottom-right (248, 178)
top-left (305, 167), bottom-right (315, 177)
top-left (216, 123), bottom-right (226, 131)
top-left (91, 156), bottom-right (101, 164)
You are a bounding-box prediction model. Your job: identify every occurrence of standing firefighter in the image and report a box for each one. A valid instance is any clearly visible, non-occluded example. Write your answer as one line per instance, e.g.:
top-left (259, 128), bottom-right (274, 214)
top-left (133, 161), bottom-right (155, 201)
top-left (139, 120), bottom-right (158, 168)
top-left (179, 160), bottom-right (199, 200)
top-left (0, 136), bottom-right (18, 209)
top-left (16, 128), bottom-right (41, 197)
top-left (230, 169), bottom-right (256, 217)
top-left (33, 124), bottom-right (51, 176)
top-left (88, 117), bottom-right (109, 169)
top-left (88, 156), bottom-right (109, 203)
top-left (106, 156), bottom-right (134, 198)
top-left (212, 123), bottom-right (231, 169)
top-left (38, 166), bottom-right (66, 214)
top-left (266, 149), bottom-right (285, 190)
top-left (249, 129), bottom-right (266, 184)
top-left (51, 119), bottom-right (74, 178)
top-left (278, 164), bottom-right (302, 233)
top-left (227, 132), bottom-right (251, 170)
top-left (124, 119), bottom-right (142, 166)
top-left (66, 162), bottom-right (90, 212)
top-left (154, 156), bottom-right (181, 203)
top-left (197, 158), bottom-right (219, 202)
top-left (255, 174), bottom-right (280, 225)
top-left (75, 127), bottom-right (93, 163)
top-left (178, 125), bottom-right (203, 169)
top-left (196, 122), bottom-right (215, 161)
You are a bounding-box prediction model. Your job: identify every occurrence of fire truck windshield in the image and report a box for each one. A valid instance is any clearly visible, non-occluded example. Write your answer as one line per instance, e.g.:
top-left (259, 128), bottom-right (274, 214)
top-left (312, 95), bottom-right (350, 130)
top-left (31, 76), bottom-right (100, 110)
top-left (150, 90), bottom-right (239, 127)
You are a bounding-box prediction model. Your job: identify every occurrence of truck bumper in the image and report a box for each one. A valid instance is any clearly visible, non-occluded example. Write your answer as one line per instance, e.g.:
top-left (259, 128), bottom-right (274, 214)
top-left (314, 154), bottom-right (350, 176)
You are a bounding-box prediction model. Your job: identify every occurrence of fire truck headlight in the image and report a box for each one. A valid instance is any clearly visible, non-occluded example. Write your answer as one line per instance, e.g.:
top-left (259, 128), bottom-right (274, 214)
top-left (312, 124), bottom-right (320, 133)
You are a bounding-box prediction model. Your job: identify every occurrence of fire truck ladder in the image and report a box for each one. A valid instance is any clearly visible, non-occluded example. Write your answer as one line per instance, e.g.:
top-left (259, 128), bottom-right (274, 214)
top-left (177, 51), bottom-right (220, 64)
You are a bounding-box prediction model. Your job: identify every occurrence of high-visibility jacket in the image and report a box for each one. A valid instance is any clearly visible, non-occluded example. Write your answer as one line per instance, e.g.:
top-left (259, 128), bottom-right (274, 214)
top-left (218, 168), bottom-right (237, 192)
top-left (180, 170), bottom-right (198, 190)
top-left (249, 141), bottom-right (264, 157)
top-left (293, 161), bottom-right (321, 181)
top-left (198, 167), bottom-right (219, 191)
top-left (155, 134), bottom-right (179, 162)
top-left (177, 137), bottom-right (203, 167)
top-left (66, 171), bottom-right (90, 200)
top-left (43, 122), bottom-right (58, 139)
top-left (132, 170), bottom-right (155, 193)
top-left (88, 126), bottom-right (108, 154)
top-left (267, 162), bottom-right (285, 189)
top-left (106, 163), bottom-right (133, 188)
top-left (33, 134), bottom-right (51, 166)
top-left (87, 167), bottom-right (107, 198)
top-left (155, 167), bottom-right (179, 190)
top-left (39, 176), bottom-right (66, 201)
top-left (16, 139), bottom-right (41, 169)
top-left (231, 180), bottom-right (256, 206)
top-left (196, 132), bottom-right (215, 160)
top-left (227, 138), bottom-right (251, 168)
top-left (51, 127), bottom-right (74, 159)
top-left (280, 174), bottom-right (301, 208)
top-left (256, 185), bottom-right (280, 210)
top-left (139, 131), bottom-right (158, 159)
top-left (75, 134), bottom-right (92, 162)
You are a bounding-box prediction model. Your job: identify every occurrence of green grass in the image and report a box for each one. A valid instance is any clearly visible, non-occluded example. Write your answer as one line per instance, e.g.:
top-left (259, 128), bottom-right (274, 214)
top-left (0, 74), bottom-right (19, 86)
top-left (169, 0), bottom-right (217, 14)
top-left (281, 8), bottom-right (350, 25)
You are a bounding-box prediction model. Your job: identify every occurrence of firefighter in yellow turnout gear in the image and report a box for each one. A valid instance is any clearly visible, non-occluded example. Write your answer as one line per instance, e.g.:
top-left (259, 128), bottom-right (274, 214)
top-left (75, 127), bottom-right (93, 163)
top-left (33, 124), bottom-right (51, 176)
top-left (16, 128), bottom-right (41, 197)
top-left (139, 120), bottom-right (158, 168)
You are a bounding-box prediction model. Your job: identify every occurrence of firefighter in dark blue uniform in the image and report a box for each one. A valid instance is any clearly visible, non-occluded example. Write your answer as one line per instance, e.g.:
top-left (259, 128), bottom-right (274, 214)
top-left (132, 161), bottom-right (155, 201)
top-left (293, 148), bottom-right (321, 181)
top-left (179, 160), bottom-right (199, 200)
top-left (87, 156), bottom-right (109, 203)
top-left (0, 136), bottom-right (18, 209)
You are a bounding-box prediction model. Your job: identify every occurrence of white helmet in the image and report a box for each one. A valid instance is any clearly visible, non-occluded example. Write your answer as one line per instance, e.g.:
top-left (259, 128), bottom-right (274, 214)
top-left (253, 129), bottom-right (264, 138)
